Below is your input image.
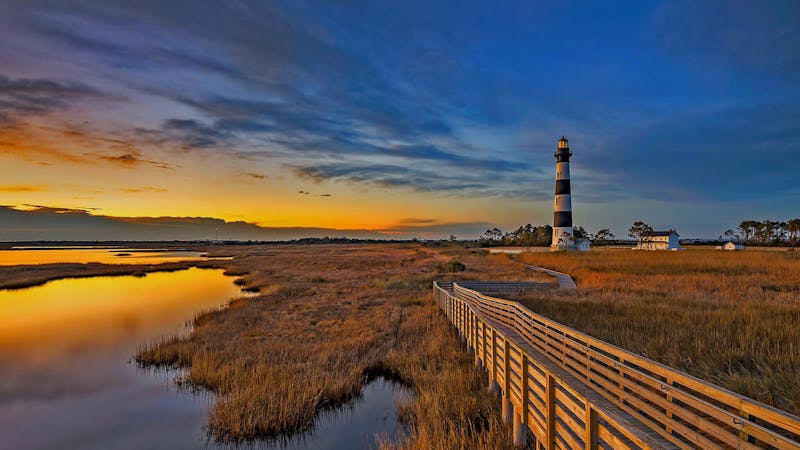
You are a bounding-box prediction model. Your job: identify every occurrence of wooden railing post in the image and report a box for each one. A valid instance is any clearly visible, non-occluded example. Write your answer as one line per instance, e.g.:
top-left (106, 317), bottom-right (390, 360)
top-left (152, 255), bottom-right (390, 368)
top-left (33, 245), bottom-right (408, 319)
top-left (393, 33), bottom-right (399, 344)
top-left (502, 338), bottom-right (512, 424)
top-left (738, 409), bottom-right (755, 444)
top-left (545, 373), bottom-right (555, 449)
top-left (514, 352), bottom-right (528, 447)
top-left (665, 376), bottom-right (673, 436)
top-left (481, 322), bottom-right (488, 368)
top-left (489, 328), bottom-right (499, 392)
top-left (585, 404), bottom-right (598, 449)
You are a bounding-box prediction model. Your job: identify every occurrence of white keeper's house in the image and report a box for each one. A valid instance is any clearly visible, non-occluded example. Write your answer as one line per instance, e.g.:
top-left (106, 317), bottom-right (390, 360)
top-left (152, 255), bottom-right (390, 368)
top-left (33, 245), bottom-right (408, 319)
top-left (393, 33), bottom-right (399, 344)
top-left (636, 230), bottom-right (680, 250)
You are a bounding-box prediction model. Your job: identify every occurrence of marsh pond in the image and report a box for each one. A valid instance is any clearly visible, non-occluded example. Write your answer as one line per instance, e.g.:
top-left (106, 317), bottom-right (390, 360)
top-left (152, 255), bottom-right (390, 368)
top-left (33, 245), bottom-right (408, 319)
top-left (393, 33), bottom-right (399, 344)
top-left (0, 250), bottom-right (407, 449)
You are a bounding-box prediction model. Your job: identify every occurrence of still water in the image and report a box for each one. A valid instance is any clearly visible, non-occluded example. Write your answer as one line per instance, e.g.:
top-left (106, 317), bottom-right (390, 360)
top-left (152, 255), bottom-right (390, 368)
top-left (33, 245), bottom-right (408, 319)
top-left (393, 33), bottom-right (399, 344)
top-left (0, 246), bottom-right (216, 265)
top-left (0, 266), bottom-right (408, 449)
top-left (0, 268), bottom-right (243, 450)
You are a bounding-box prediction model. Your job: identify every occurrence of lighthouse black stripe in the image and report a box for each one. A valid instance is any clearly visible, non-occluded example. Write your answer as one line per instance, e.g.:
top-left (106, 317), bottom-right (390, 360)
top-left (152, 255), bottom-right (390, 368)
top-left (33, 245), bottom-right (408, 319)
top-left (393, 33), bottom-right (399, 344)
top-left (554, 211), bottom-right (572, 227)
top-left (555, 179), bottom-right (571, 195)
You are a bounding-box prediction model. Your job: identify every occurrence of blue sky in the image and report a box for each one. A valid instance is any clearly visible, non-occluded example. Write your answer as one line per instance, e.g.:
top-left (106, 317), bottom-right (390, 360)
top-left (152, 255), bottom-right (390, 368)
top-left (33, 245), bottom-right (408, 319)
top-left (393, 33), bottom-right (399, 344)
top-left (0, 1), bottom-right (798, 239)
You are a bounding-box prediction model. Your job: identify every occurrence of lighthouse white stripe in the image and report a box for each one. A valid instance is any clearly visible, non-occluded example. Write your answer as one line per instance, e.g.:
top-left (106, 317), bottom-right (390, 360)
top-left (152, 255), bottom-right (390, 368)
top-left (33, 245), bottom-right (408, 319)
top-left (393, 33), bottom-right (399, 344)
top-left (556, 162), bottom-right (570, 180)
top-left (554, 194), bottom-right (572, 212)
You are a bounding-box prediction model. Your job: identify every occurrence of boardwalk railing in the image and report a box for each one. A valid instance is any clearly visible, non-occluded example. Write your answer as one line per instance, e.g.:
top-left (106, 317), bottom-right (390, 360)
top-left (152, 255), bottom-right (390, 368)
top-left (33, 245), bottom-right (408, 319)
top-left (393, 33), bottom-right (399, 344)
top-left (433, 281), bottom-right (800, 449)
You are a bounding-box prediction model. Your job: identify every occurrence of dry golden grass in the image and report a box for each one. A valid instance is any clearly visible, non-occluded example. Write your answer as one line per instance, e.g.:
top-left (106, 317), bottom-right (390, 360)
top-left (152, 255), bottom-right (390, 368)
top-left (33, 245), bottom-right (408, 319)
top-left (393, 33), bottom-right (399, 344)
top-left (517, 249), bottom-right (800, 415)
top-left (136, 244), bottom-right (548, 447)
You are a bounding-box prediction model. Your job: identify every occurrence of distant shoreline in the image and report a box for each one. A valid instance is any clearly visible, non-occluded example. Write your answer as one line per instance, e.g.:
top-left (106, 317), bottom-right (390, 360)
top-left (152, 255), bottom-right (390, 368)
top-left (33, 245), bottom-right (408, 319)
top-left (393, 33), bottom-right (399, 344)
top-left (0, 261), bottom-right (206, 290)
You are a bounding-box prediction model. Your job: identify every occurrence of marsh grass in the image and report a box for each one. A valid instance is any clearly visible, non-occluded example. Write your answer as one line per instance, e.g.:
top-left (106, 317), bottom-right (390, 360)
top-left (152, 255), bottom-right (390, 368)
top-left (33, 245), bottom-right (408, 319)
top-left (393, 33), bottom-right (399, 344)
top-left (517, 249), bottom-right (800, 415)
top-left (136, 244), bottom-right (539, 448)
top-left (0, 261), bottom-right (199, 290)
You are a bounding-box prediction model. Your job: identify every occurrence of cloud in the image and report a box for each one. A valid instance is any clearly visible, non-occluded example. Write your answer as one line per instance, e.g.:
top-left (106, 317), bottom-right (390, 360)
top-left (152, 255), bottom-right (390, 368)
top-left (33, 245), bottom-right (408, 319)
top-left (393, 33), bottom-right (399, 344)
top-left (378, 220), bottom-right (496, 239)
top-left (0, 184), bottom-right (47, 193)
top-left (0, 204), bottom-right (478, 241)
top-left (0, 74), bottom-right (113, 125)
top-left (120, 186), bottom-right (167, 193)
top-left (297, 190), bottom-right (310, 195)
top-left (241, 172), bottom-right (267, 180)
top-left (395, 217), bottom-right (438, 225)
top-left (292, 163), bottom-right (498, 194)
top-left (87, 151), bottom-right (173, 170)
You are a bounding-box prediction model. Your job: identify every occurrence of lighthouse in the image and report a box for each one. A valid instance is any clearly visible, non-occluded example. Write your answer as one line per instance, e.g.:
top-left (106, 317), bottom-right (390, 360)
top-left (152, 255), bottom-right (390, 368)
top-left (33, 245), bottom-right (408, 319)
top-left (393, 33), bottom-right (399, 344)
top-left (552, 136), bottom-right (575, 249)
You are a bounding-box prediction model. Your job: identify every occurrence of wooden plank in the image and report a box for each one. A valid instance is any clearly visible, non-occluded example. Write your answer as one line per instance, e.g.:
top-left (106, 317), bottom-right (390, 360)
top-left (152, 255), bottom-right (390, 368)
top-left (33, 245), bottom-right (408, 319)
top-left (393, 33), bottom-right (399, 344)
top-left (556, 418), bottom-right (584, 450)
top-left (586, 405), bottom-right (598, 450)
top-left (555, 402), bottom-right (586, 443)
top-left (555, 388), bottom-right (585, 424)
top-left (597, 423), bottom-right (634, 450)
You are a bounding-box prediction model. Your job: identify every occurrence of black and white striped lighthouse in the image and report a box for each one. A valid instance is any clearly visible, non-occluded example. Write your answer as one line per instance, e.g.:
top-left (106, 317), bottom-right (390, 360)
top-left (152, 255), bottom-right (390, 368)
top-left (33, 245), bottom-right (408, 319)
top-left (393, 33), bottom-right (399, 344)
top-left (552, 136), bottom-right (573, 248)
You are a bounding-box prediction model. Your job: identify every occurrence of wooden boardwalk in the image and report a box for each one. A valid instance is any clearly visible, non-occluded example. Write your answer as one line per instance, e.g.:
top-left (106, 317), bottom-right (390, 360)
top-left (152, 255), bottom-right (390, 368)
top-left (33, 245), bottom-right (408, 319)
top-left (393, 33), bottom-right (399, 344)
top-left (434, 281), bottom-right (800, 449)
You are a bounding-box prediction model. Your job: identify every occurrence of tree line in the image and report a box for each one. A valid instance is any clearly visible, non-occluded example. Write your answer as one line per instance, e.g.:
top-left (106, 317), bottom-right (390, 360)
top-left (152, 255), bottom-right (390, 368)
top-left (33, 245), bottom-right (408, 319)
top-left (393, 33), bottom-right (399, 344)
top-left (479, 224), bottom-right (616, 247)
top-left (727, 219), bottom-right (800, 246)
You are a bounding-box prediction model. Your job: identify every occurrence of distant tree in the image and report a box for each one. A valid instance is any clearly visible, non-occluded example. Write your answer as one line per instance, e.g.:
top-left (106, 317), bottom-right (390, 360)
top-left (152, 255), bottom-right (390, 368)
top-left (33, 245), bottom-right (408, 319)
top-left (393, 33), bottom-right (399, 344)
top-left (481, 227), bottom-right (504, 243)
top-left (573, 226), bottom-right (588, 239)
top-left (593, 228), bottom-right (615, 245)
top-left (628, 221), bottom-right (653, 243)
top-left (738, 220), bottom-right (760, 244)
top-left (537, 225), bottom-right (553, 246)
top-left (723, 229), bottom-right (737, 242)
top-left (787, 219), bottom-right (800, 248)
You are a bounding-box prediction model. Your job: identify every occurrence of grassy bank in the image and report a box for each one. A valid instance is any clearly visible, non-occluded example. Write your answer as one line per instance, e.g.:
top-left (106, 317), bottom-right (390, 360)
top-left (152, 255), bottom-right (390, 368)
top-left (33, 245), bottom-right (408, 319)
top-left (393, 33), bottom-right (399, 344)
top-left (517, 249), bottom-right (800, 415)
top-left (137, 244), bottom-right (550, 447)
top-left (0, 261), bottom-right (207, 290)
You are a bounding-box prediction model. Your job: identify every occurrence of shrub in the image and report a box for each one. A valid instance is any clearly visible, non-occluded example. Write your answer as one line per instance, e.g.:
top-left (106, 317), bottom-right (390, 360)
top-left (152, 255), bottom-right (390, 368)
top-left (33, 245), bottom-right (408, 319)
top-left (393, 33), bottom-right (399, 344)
top-left (437, 259), bottom-right (466, 273)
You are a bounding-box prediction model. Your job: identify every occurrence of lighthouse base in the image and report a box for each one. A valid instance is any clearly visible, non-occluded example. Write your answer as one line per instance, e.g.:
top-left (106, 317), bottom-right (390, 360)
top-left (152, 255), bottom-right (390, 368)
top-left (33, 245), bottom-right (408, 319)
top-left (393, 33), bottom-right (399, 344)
top-left (551, 238), bottom-right (592, 252)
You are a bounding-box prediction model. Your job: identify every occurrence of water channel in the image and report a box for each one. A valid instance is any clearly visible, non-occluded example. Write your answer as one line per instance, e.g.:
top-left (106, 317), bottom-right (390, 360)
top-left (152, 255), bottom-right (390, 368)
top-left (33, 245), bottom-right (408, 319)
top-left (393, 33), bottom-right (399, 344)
top-left (0, 253), bottom-right (408, 449)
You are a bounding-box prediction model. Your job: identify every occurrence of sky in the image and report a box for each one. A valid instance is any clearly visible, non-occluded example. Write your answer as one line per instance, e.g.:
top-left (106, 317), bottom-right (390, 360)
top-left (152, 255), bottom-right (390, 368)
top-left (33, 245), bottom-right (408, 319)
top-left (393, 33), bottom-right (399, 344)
top-left (1, 0), bottom-right (798, 240)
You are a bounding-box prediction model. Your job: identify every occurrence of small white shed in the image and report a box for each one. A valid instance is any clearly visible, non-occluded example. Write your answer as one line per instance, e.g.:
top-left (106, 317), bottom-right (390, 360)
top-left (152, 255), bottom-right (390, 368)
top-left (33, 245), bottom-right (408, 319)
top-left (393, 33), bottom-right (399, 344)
top-left (723, 241), bottom-right (744, 251)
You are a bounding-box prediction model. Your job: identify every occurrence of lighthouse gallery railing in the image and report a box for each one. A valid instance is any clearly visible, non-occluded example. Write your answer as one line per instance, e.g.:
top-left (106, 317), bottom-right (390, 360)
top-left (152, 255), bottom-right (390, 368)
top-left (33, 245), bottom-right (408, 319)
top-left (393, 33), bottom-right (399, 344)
top-left (433, 281), bottom-right (800, 449)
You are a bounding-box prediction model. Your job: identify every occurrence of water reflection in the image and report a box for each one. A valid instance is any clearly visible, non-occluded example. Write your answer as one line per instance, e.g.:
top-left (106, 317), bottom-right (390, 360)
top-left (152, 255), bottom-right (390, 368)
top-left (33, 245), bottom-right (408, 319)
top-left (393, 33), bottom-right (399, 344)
top-left (0, 268), bottom-right (244, 450)
top-left (0, 267), bottom-right (408, 450)
top-left (255, 378), bottom-right (409, 450)
top-left (0, 246), bottom-right (217, 266)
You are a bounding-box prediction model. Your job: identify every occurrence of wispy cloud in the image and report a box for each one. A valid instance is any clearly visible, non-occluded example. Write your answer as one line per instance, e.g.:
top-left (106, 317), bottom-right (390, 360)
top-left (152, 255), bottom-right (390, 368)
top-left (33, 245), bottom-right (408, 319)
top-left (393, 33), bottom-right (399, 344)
top-left (0, 184), bottom-right (47, 193)
top-left (0, 74), bottom-right (114, 124)
top-left (86, 151), bottom-right (173, 170)
top-left (120, 186), bottom-right (167, 193)
top-left (292, 163), bottom-right (499, 194)
top-left (241, 172), bottom-right (268, 180)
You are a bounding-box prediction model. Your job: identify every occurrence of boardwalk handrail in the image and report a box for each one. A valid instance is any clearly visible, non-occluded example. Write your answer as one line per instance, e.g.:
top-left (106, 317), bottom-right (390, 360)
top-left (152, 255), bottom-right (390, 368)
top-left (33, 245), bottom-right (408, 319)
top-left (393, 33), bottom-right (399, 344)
top-left (433, 281), bottom-right (800, 449)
